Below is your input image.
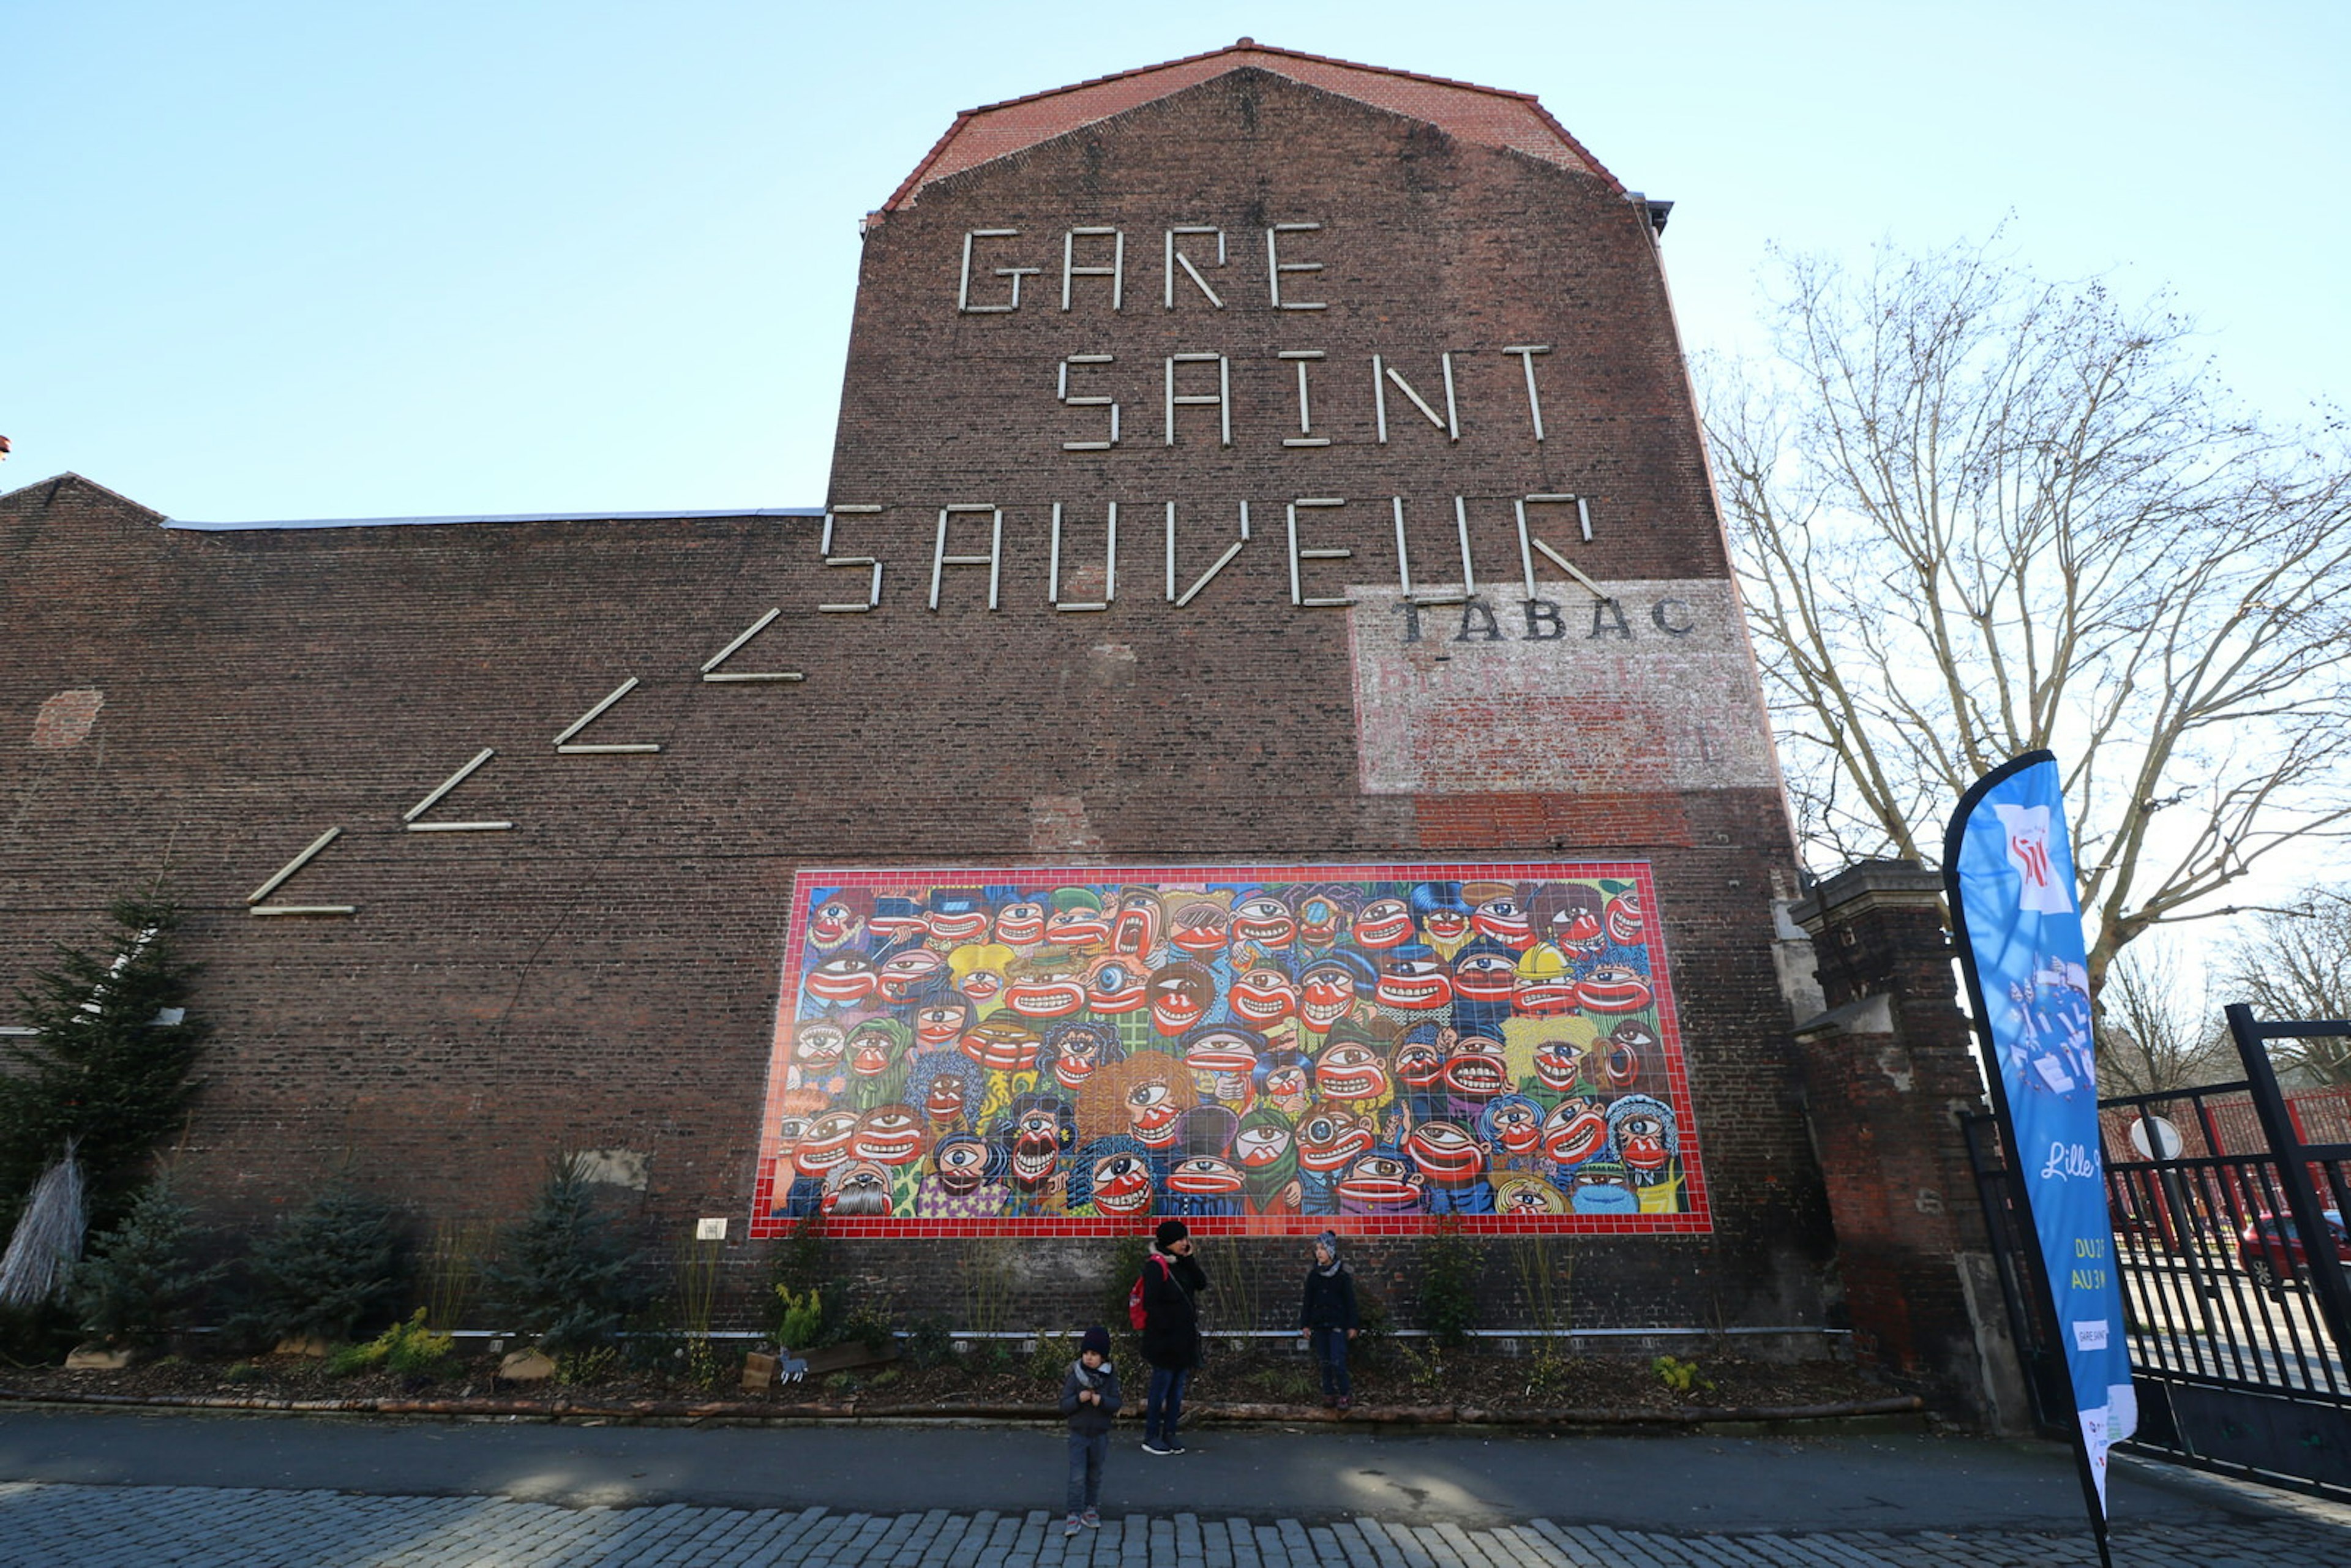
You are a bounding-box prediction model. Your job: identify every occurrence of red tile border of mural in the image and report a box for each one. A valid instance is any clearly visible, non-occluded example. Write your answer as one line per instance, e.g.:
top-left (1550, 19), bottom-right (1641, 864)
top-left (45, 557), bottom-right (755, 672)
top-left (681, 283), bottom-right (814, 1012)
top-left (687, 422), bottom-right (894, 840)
top-left (749, 861), bottom-right (1711, 1239)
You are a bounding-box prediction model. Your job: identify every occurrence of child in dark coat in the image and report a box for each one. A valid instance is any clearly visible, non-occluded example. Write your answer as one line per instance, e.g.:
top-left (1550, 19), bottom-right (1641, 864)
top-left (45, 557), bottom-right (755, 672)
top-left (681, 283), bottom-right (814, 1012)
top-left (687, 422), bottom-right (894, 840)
top-left (1059, 1324), bottom-right (1122, 1531)
top-left (1297, 1230), bottom-right (1360, 1408)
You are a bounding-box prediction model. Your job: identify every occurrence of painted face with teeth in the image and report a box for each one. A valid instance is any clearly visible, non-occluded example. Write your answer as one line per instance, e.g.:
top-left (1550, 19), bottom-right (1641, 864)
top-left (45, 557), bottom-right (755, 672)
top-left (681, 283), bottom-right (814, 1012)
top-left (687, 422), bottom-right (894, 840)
top-left (806, 953), bottom-right (878, 1005)
top-left (1337, 1149), bottom-right (1425, 1212)
top-left (852, 1105), bottom-right (928, 1166)
top-left (876, 947), bottom-right (948, 1005)
top-left (1044, 899), bottom-right (1111, 948)
top-left (795, 1109), bottom-right (860, 1176)
top-left (1111, 890), bottom-right (1163, 956)
top-left (1183, 1025), bottom-right (1265, 1089)
top-left (808, 896), bottom-right (868, 953)
top-left (994, 898), bottom-right (1051, 946)
top-left (1513, 948), bottom-right (1579, 1016)
top-left (1124, 1075), bottom-right (1185, 1147)
top-left (847, 1025), bottom-right (901, 1079)
top-left (1376, 948), bottom-right (1454, 1011)
top-left (1392, 1032), bottom-right (1447, 1092)
top-left (1045, 1022), bottom-right (1116, 1090)
top-left (1230, 966), bottom-right (1299, 1024)
top-left (1299, 955), bottom-right (1373, 1030)
top-left (1084, 956), bottom-right (1149, 1014)
top-left (1005, 1103), bottom-right (1068, 1191)
top-left (1002, 960), bottom-right (1088, 1020)
top-left (932, 1134), bottom-right (995, 1196)
top-left (1147, 961), bottom-right (1215, 1036)
top-left (1404, 1120), bottom-right (1487, 1187)
top-left (950, 943), bottom-right (1017, 1008)
top-left (1532, 1036), bottom-right (1587, 1092)
top-left (1442, 1034), bottom-right (1509, 1102)
top-left (1082, 1147), bottom-right (1156, 1215)
top-left (913, 996), bottom-right (973, 1049)
top-left (1230, 893), bottom-right (1297, 948)
top-left (792, 1022), bottom-right (847, 1073)
top-left (1471, 893), bottom-right (1534, 950)
top-left (1295, 1108), bottom-right (1377, 1172)
top-left (1576, 965), bottom-right (1654, 1015)
top-left (959, 1018), bottom-right (1042, 1073)
top-left (1314, 1040), bottom-right (1392, 1104)
top-left (1605, 888), bottom-right (1645, 944)
top-left (1168, 899), bottom-right (1232, 957)
top-left (1482, 1095), bottom-right (1544, 1157)
top-left (1607, 1094), bottom-right (1677, 1176)
top-left (1543, 1095), bottom-right (1611, 1165)
top-left (1352, 897), bottom-right (1414, 950)
top-left (1167, 1153), bottom-right (1245, 1196)
top-left (926, 895), bottom-right (992, 944)
top-left (1451, 947), bottom-right (1520, 1006)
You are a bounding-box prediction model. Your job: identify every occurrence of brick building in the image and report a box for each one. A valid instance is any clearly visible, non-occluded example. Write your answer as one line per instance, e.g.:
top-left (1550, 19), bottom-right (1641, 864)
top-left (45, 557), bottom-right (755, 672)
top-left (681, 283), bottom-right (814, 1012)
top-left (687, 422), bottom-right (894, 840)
top-left (2, 43), bottom-right (1852, 1346)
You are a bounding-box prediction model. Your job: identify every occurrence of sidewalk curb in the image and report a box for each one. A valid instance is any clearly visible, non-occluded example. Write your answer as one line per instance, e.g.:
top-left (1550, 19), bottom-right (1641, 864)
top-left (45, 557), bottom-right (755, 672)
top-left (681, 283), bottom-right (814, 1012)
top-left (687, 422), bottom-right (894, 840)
top-left (0, 1385), bottom-right (1925, 1430)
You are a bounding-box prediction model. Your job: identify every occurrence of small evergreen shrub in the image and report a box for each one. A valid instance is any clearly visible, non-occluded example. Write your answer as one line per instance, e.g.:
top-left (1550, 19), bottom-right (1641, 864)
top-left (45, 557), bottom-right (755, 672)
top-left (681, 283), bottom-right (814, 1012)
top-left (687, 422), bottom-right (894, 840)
top-left (481, 1157), bottom-right (646, 1357)
top-left (1417, 1221), bottom-right (1480, 1352)
top-left (904, 1315), bottom-right (954, 1368)
top-left (328, 1309), bottom-right (455, 1378)
top-left (774, 1285), bottom-right (823, 1351)
top-left (67, 1179), bottom-right (221, 1346)
top-left (233, 1181), bottom-right (410, 1346)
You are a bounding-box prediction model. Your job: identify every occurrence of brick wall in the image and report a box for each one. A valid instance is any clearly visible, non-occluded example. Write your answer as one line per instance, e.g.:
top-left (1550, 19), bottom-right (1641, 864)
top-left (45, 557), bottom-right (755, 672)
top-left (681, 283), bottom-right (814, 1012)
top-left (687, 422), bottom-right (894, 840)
top-left (0, 61), bottom-right (1839, 1341)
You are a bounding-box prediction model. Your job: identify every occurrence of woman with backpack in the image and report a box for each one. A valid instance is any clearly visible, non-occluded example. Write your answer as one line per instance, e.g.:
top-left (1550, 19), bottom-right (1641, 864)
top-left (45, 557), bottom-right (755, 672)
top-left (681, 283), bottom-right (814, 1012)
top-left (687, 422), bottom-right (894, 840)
top-left (1136, 1218), bottom-right (1210, 1455)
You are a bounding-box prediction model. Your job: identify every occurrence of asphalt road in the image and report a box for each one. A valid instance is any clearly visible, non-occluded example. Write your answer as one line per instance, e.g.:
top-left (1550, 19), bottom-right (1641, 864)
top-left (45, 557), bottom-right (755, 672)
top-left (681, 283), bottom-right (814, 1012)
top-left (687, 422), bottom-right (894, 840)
top-left (0, 1409), bottom-right (2240, 1531)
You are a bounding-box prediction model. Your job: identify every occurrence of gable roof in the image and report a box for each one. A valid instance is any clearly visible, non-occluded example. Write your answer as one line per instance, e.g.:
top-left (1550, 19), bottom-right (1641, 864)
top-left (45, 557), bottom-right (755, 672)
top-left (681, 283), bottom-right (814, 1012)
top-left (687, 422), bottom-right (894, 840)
top-left (879, 39), bottom-right (1621, 216)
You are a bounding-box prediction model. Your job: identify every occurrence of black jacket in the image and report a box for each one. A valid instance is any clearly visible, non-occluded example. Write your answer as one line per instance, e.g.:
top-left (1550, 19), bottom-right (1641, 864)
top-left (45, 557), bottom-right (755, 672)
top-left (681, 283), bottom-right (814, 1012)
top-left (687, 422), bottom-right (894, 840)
top-left (1138, 1247), bottom-right (1210, 1370)
top-left (1299, 1262), bottom-right (1359, 1331)
top-left (1059, 1358), bottom-right (1124, 1435)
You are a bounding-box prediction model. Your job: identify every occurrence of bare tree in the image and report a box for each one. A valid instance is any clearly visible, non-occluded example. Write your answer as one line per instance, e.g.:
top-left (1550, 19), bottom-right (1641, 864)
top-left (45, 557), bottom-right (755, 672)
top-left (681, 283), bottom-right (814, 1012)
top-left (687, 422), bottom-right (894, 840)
top-left (2220, 888), bottom-right (2351, 1084)
top-left (1703, 237), bottom-right (2351, 994)
top-left (2093, 941), bottom-right (2235, 1097)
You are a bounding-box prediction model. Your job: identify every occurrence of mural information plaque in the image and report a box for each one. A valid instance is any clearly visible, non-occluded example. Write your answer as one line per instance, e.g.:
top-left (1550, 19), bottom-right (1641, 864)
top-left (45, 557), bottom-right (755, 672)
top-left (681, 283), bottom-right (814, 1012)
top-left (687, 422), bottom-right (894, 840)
top-left (751, 862), bottom-right (1709, 1237)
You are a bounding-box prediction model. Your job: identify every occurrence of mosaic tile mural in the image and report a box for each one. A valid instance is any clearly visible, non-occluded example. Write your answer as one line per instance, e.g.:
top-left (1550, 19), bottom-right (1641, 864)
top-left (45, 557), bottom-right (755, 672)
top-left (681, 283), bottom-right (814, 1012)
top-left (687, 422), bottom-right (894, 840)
top-left (749, 863), bottom-right (1709, 1237)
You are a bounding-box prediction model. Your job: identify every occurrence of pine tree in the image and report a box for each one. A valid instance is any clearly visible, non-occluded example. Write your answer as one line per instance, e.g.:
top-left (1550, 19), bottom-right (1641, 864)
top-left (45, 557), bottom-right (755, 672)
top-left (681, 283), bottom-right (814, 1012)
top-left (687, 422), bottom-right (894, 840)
top-left (482, 1157), bottom-right (646, 1356)
top-left (1, 894), bottom-right (207, 1235)
top-left (68, 1178), bottom-right (222, 1345)
top-left (233, 1180), bottom-right (410, 1346)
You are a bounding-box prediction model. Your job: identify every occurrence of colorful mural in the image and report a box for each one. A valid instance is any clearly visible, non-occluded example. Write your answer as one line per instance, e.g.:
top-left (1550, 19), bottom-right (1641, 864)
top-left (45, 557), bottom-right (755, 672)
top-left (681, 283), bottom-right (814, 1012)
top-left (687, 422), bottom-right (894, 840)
top-left (750, 863), bottom-right (1709, 1237)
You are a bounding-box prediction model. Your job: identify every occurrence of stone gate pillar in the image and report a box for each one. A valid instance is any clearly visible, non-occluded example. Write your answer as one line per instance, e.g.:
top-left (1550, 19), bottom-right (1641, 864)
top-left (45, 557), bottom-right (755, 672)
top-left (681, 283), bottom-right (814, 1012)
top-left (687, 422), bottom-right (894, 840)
top-left (1787, 860), bottom-right (2032, 1430)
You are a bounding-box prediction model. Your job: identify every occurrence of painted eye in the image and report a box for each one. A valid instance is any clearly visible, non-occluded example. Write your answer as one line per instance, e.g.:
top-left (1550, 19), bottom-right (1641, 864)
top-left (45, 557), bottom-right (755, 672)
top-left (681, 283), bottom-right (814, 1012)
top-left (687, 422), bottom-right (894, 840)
top-left (1482, 899), bottom-right (1522, 920)
top-left (1622, 1116), bottom-right (1663, 1140)
top-left (1356, 1155), bottom-right (1408, 1180)
top-left (777, 1118), bottom-right (811, 1141)
top-left (942, 1144), bottom-right (980, 1170)
top-left (1302, 1116), bottom-right (1338, 1142)
top-left (1129, 1082), bottom-right (1169, 1109)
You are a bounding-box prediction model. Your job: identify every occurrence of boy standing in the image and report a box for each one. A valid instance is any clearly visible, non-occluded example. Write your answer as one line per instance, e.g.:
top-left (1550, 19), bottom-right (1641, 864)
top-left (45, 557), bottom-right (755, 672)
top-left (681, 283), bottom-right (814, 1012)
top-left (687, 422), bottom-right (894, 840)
top-left (1060, 1324), bottom-right (1122, 1532)
top-left (1297, 1230), bottom-right (1360, 1408)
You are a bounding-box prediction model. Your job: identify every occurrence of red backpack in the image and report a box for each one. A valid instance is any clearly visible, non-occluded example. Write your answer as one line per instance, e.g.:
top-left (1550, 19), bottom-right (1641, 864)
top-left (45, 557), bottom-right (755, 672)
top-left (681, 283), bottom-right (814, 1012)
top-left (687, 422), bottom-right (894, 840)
top-left (1127, 1253), bottom-right (1172, 1331)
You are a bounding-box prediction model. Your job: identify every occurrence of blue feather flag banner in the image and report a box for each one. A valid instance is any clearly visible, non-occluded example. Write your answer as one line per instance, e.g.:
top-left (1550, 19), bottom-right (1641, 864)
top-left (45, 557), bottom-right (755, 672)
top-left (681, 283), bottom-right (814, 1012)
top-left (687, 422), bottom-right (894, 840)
top-left (1945, 752), bottom-right (2134, 1516)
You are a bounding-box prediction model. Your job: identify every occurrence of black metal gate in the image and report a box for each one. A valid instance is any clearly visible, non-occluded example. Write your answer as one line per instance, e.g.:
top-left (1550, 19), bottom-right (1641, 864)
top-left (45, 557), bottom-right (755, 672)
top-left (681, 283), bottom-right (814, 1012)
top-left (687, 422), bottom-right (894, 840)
top-left (1964, 1004), bottom-right (2351, 1494)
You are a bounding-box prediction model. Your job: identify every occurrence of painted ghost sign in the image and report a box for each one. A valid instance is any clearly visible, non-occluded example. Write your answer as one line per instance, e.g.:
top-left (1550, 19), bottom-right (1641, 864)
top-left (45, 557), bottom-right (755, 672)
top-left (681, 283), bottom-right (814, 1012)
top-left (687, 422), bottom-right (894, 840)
top-left (751, 863), bottom-right (1710, 1237)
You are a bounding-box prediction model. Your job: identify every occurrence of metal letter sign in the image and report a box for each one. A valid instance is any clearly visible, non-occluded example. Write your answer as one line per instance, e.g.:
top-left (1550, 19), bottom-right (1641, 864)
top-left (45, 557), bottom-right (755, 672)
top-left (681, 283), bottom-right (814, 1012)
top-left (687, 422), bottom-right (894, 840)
top-left (1945, 751), bottom-right (2134, 1550)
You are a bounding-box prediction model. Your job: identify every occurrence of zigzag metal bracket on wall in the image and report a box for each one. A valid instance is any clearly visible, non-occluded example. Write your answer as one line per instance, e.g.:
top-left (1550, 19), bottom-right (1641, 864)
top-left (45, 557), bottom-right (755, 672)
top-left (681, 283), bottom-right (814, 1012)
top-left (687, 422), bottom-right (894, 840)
top-left (553, 677), bottom-right (662, 755)
top-left (247, 826), bottom-right (356, 917)
top-left (699, 608), bottom-right (804, 684)
top-left (402, 747), bottom-right (513, 832)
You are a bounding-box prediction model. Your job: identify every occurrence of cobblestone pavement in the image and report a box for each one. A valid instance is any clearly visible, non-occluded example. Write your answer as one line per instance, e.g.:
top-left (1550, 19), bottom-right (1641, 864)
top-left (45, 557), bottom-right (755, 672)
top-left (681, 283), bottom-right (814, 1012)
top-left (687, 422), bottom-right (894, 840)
top-left (0, 1483), bottom-right (2342, 1567)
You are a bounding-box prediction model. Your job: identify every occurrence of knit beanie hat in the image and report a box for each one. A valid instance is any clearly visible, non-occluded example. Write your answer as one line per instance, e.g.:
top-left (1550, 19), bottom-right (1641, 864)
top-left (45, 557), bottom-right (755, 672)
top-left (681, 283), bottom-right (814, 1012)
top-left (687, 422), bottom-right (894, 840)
top-left (1316, 1229), bottom-right (1341, 1259)
top-left (1080, 1324), bottom-right (1112, 1356)
top-left (1155, 1218), bottom-right (1190, 1248)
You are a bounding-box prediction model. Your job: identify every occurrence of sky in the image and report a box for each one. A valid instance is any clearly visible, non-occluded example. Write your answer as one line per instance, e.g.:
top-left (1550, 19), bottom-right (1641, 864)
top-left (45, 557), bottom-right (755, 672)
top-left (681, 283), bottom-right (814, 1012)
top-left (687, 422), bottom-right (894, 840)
top-left (5, 1), bottom-right (2344, 524)
top-left (5, 2), bottom-right (2345, 972)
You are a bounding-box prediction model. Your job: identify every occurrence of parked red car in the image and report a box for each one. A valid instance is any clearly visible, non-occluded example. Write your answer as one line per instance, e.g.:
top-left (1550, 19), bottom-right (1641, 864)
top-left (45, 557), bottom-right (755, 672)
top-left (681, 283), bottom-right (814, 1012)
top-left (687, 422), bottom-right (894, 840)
top-left (2237, 1209), bottom-right (2350, 1293)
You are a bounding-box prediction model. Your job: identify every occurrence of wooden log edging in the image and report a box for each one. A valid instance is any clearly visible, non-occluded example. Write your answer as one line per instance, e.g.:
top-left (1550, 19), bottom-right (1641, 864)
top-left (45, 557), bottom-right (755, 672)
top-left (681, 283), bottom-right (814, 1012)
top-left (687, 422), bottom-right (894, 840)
top-left (0, 1385), bottom-right (1924, 1427)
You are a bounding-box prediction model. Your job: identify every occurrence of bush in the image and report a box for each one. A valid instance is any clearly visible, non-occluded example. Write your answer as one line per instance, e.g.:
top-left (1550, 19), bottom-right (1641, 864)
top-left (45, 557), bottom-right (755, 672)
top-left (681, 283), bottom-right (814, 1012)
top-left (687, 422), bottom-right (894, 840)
top-left (1417, 1221), bottom-right (1480, 1352)
top-left (774, 1285), bottom-right (823, 1351)
top-left (67, 1179), bottom-right (220, 1346)
top-left (328, 1309), bottom-right (455, 1378)
top-left (1, 895), bottom-right (207, 1238)
top-left (903, 1315), bottom-right (954, 1368)
top-left (481, 1157), bottom-right (646, 1357)
top-left (233, 1181), bottom-right (410, 1346)
top-left (839, 1304), bottom-right (896, 1357)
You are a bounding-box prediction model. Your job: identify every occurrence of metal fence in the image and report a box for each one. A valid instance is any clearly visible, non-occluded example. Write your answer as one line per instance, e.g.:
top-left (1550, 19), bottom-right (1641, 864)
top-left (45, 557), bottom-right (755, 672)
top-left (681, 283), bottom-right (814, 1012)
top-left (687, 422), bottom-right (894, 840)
top-left (1965, 1005), bottom-right (2351, 1495)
